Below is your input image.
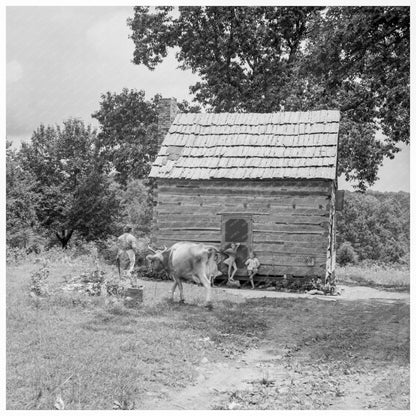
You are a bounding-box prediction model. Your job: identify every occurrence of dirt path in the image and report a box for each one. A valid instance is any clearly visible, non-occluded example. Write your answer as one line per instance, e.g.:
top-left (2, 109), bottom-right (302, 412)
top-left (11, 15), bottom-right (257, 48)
top-left (141, 286), bottom-right (409, 410)
top-left (142, 345), bottom-right (280, 410)
top-left (143, 336), bottom-right (409, 410)
top-left (218, 284), bottom-right (410, 304)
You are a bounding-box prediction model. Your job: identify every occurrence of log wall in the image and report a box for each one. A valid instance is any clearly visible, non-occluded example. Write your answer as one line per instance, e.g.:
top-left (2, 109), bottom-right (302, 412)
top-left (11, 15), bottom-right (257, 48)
top-left (152, 179), bottom-right (335, 278)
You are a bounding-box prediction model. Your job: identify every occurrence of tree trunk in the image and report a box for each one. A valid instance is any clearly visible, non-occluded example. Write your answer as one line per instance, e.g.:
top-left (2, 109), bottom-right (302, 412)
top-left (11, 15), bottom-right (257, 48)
top-left (55, 229), bottom-right (74, 249)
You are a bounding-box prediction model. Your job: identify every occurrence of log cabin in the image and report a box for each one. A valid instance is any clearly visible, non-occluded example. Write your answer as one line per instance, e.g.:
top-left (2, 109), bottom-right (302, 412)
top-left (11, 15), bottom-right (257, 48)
top-left (149, 98), bottom-right (341, 287)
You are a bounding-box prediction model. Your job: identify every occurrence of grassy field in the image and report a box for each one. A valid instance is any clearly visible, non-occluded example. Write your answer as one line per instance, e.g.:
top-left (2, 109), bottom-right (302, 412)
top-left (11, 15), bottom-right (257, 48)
top-left (6, 253), bottom-right (410, 410)
top-left (337, 263), bottom-right (410, 291)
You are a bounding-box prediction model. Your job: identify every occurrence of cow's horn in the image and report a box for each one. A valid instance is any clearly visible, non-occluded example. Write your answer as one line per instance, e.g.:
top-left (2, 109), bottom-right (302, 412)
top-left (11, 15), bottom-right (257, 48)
top-left (147, 245), bottom-right (157, 253)
top-left (163, 245), bottom-right (167, 251)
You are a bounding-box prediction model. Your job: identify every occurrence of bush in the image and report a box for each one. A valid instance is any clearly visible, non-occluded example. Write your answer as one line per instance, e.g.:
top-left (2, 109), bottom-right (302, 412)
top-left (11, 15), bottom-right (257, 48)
top-left (63, 268), bottom-right (107, 297)
top-left (337, 242), bottom-right (358, 266)
top-left (29, 264), bottom-right (50, 297)
top-left (336, 191), bottom-right (409, 264)
top-left (6, 246), bottom-right (27, 264)
top-left (95, 238), bottom-right (119, 265)
top-left (398, 252), bottom-right (410, 266)
top-left (7, 227), bottom-right (46, 253)
top-left (71, 239), bottom-right (99, 257)
top-left (39, 246), bottom-right (75, 264)
top-left (141, 267), bottom-right (170, 281)
top-left (116, 179), bottom-right (154, 235)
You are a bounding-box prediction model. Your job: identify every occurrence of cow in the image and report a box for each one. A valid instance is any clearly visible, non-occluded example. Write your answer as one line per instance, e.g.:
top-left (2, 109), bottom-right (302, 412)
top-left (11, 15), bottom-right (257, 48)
top-left (145, 242), bottom-right (220, 309)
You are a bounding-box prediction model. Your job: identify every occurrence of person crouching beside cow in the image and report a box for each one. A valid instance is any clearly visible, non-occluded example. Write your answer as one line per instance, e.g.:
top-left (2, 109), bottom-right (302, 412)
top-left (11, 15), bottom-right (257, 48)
top-left (116, 226), bottom-right (137, 280)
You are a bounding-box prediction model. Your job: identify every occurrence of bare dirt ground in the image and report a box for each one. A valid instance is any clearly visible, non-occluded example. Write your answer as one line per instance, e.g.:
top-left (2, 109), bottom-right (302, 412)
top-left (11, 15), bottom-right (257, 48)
top-left (221, 284), bottom-right (410, 304)
top-left (142, 345), bottom-right (280, 410)
top-left (142, 285), bottom-right (410, 410)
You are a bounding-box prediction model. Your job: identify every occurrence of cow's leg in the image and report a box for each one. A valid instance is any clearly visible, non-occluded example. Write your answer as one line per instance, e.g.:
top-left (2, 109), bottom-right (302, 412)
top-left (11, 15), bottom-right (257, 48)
top-left (177, 279), bottom-right (185, 303)
top-left (199, 274), bottom-right (213, 309)
top-left (171, 279), bottom-right (178, 301)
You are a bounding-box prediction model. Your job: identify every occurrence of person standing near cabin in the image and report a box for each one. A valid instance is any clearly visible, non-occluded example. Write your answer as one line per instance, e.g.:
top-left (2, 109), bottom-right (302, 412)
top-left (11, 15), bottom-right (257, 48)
top-left (223, 242), bottom-right (240, 283)
top-left (116, 226), bottom-right (137, 278)
top-left (245, 251), bottom-right (261, 289)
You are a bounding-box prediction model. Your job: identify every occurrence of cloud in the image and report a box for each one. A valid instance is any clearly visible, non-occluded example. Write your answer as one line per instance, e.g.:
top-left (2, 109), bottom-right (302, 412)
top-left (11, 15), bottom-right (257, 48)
top-left (7, 60), bottom-right (23, 84)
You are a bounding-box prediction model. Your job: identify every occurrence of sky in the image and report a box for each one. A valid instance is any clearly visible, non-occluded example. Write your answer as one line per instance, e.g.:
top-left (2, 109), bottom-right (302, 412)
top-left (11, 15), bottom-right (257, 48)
top-left (5, 6), bottom-right (410, 193)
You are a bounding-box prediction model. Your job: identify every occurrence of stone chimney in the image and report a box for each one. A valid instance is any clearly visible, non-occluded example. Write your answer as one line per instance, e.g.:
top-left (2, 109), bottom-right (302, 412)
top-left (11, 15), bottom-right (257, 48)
top-left (158, 97), bottom-right (179, 145)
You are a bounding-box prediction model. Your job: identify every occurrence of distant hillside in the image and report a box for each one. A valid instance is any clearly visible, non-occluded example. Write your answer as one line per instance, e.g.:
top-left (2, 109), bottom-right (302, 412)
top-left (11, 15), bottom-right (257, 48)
top-left (336, 190), bottom-right (410, 264)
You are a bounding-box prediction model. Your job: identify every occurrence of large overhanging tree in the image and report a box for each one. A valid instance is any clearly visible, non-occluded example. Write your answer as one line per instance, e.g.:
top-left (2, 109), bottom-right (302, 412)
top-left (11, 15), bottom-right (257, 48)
top-left (128, 6), bottom-right (409, 190)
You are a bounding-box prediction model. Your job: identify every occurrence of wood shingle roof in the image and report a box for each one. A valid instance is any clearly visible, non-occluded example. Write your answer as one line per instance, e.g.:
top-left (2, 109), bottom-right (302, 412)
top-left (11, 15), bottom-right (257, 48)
top-left (149, 110), bottom-right (340, 180)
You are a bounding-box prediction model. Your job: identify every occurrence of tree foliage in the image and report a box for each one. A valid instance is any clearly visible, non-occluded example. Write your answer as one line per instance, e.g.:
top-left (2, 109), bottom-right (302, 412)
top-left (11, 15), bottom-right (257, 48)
top-left (6, 141), bottom-right (40, 247)
top-left (113, 179), bottom-right (154, 236)
top-left (337, 242), bottom-right (358, 266)
top-left (128, 6), bottom-right (409, 190)
top-left (68, 171), bottom-right (121, 241)
top-left (336, 191), bottom-right (409, 263)
top-left (91, 89), bottom-right (200, 186)
top-left (90, 89), bottom-right (200, 236)
top-left (16, 119), bottom-right (120, 247)
top-left (303, 7), bottom-right (409, 187)
top-left (8, 90), bottom-right (180, 249)
top-left (92, 89), bottom-right (160, 185)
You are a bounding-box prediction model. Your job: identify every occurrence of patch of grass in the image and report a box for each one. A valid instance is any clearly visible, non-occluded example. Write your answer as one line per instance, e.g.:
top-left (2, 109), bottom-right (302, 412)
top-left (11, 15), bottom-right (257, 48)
top-left (7, 297), bottom-right (202, 408)
top-left (240, 297), bottom-right (410, 367)
top-left (336, 263), bottom-right (409, 291)
top-left (6, 259), bottom-right (262, 409)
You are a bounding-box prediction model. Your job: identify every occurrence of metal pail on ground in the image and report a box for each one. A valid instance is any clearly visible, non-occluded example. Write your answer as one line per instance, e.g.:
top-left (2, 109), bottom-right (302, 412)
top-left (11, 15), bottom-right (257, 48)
top-left (124, 285), bottom-right (144, 308)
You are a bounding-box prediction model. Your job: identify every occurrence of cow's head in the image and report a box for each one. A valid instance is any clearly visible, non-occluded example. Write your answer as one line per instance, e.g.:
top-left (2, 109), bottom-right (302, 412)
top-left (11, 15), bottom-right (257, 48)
top-left (145, 245), bottom-right (169, 273)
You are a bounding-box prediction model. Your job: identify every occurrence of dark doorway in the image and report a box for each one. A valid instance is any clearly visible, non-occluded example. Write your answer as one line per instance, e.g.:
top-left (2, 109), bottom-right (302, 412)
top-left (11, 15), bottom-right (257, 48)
top-left (221, 215), bottom-right (252, 275)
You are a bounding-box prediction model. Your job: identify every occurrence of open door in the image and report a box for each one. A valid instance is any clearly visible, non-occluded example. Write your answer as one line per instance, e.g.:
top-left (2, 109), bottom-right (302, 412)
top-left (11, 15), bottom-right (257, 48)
top-left (221, 215), bottom-right (253, 276)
